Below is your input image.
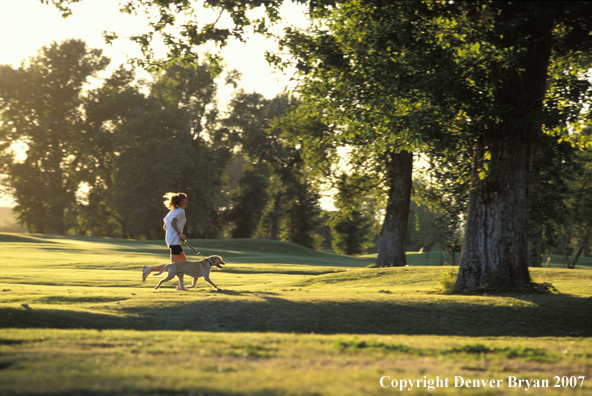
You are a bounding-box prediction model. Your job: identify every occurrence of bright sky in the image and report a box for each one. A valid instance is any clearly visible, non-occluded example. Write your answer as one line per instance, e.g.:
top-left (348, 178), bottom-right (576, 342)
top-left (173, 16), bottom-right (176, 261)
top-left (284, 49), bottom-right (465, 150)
top-left (0, 0), bottom-right (306, 95)
top-left (0, 0), bottom-right (309, 207)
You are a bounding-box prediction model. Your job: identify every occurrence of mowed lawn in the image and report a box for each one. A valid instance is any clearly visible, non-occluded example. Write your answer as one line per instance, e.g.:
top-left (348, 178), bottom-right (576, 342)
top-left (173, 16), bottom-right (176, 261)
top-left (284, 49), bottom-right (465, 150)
top-left (1, 233), bottom-right (591, 395)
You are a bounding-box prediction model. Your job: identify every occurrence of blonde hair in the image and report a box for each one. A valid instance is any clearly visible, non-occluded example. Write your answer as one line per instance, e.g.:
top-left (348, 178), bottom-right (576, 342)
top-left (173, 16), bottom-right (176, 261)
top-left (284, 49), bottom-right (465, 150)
top-left (163, 192), bottom-right (188, 210)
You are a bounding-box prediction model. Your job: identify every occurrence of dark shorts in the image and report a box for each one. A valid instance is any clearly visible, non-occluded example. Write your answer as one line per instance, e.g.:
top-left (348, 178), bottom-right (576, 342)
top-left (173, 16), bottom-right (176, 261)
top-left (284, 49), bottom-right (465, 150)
top-left (169, 245), bottom-right (184, 255)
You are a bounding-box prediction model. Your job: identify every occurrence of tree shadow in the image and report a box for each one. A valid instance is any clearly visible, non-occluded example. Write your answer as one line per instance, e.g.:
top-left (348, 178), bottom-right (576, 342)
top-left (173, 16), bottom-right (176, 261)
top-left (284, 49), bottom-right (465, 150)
top-left (221, 268), bottom-right (338, 276)
top-left (1, 292), bottom-right (589, 337)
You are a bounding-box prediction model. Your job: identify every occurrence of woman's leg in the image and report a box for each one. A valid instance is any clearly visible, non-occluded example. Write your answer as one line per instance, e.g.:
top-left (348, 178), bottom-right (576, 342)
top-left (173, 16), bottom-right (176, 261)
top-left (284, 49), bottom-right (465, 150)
top-left (142, 248), bottom-right (187, 282)
top-left (172, 251), bottom-right (187, 289)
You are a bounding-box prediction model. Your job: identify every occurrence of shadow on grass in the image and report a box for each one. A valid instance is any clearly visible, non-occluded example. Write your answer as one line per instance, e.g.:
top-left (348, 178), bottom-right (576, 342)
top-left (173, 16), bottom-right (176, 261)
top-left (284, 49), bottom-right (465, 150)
top-left (222, 268), bottom-right (340, 276)
top-left (2, 292), bottom-right (590, 337)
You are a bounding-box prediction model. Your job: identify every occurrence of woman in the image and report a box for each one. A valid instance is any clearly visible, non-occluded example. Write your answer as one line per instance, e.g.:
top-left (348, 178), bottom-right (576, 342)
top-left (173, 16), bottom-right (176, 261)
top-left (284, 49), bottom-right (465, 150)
top-left (142, 192), bottom-right (189, 290)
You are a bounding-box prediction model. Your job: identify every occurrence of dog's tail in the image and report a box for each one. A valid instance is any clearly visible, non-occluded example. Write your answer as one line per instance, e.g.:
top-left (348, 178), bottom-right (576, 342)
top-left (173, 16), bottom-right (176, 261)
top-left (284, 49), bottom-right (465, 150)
top-left (154, 263), bottom-right (172, 277)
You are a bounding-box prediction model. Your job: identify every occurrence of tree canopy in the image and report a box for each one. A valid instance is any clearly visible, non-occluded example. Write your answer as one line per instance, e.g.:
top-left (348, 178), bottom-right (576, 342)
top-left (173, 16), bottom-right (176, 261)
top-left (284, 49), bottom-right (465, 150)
top-left (0, 39), bottom-right (111, 234)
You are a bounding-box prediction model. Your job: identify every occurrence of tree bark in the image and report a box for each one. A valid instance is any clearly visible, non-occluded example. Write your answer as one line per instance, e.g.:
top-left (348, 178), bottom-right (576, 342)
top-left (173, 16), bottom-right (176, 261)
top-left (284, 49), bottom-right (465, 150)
top-left (376, 150), bottom-right (413, 267)
top-left (455, 131), bottom-right (534, 291)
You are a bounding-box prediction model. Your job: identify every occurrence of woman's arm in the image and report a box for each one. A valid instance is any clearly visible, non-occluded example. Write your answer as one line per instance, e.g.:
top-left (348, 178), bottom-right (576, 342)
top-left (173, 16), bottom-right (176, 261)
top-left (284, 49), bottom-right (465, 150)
top-left (171, 217), bottom-right (185, 240)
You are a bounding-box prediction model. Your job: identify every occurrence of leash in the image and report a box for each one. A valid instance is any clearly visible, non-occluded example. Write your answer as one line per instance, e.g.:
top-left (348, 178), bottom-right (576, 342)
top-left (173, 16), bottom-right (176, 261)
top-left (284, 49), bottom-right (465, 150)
top-left (182, 238), bottom-right (204, 259)
top-left (182, 239), bottom-right (215, 267)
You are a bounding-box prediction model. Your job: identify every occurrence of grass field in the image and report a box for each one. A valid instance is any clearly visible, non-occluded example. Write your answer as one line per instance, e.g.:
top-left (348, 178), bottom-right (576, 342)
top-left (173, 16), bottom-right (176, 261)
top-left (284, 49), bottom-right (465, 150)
top-left (1, 233), bottom-right (591, 395)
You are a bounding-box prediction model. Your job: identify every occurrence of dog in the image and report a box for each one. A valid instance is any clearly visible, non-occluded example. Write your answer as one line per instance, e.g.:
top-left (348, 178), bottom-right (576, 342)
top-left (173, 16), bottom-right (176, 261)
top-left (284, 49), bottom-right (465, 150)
top-left (153, 255), bottom-right (225, 291)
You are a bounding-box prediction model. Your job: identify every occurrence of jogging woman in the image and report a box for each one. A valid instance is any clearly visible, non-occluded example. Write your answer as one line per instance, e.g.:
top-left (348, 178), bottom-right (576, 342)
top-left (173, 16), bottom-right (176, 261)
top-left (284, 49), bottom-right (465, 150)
top-left (142, 192), bottom-right (188, 289)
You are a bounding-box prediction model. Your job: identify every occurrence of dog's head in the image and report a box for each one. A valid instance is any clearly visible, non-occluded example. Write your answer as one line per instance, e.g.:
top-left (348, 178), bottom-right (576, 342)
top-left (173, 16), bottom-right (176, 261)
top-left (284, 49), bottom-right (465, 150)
top-left (208, 255), bottom-right (226, 269)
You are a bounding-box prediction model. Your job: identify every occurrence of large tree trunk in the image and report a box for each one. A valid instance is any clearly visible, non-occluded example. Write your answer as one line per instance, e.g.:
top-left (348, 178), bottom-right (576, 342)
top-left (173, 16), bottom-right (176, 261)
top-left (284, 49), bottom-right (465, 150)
top-left (455, 131), bottom-right (534, 291)
top-left (376, 150), bottom-right (413, 267)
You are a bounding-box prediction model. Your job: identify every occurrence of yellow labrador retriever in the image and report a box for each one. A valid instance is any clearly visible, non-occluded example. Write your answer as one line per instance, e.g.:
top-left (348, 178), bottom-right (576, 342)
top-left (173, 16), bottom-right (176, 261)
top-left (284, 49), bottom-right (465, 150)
top-left (153, 255), bottom-right (225, 291)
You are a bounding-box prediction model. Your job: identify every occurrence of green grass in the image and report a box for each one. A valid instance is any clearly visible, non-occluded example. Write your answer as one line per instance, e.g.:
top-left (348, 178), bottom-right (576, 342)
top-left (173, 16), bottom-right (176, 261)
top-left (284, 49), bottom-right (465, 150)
top-left (1, 233), bottom-right (591, 395)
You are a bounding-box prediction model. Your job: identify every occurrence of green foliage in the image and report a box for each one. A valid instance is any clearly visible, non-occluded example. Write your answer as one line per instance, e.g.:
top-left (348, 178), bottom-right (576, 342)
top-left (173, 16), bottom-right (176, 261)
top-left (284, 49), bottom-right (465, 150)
top-left (412, 157), bottom-right (469, 260)
top-left (109, 106), bottom-right (195, 239)
top-left (104, 0), bottom-right (285, 72)
top-left (150, 63), bottom-right (220, 139)
top-left (79, 60), bottom-right (236, 240)
top-left (224, 91), bottom-right (290, 165)
top-left (328, 173), bottom-right (378, 255)
top-left (225, 92), bottom-right (327, 249)
top-left (228, 162), bottom-right (272, 238)
top-left (0, 40), bottom-right (110, 234)
top-left (70, 65), bottom-right (148, 237)
top-left (330, 209), bottom-right (375, 255)
top-left (404, 200), bottom-right (442, 253)
top-left (538, 126), bottom-right (592, 265)
top-left (279, 169), bottom-right (324, 250)
top-left (439, 269), bottom-right (458, 295)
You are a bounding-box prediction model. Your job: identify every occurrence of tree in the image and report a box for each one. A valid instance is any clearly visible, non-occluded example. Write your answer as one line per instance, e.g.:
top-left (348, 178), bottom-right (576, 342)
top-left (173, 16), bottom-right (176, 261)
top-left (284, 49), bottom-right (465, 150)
top-left (225, 92), bottom-right (326, 248)
top-left (107, 61), bottom-right (236, 240)
top-left (539, 127), bottom-right (592, 267)
top-left (224, 91), bottom-right (288, 240)
top-left (279, 166), bottom-right (324, 249)
top-left (329, 173), bottom-right (378, 256)
top-left (0, 39), bottom-right (110, 234)
top-left (77, 65), bottom-right (149, 237)
top-left (413, 148), bottom-right (472, 265)
top-left (156, 65), bottom-right (237, 239)
top-left (108, 106), bottom-right (196, 239)
top-left (227, 162), bottom-right (272, 238)
top-left (448, 2), bottom-right (591, 290)
top-left (274, 2), bottom-right (430, 266)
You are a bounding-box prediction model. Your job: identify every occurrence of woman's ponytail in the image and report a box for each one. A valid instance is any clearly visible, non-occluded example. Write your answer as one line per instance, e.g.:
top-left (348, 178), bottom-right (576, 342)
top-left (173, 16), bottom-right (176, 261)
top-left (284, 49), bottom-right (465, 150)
top-left (163, 192), bottom-right (188, 210)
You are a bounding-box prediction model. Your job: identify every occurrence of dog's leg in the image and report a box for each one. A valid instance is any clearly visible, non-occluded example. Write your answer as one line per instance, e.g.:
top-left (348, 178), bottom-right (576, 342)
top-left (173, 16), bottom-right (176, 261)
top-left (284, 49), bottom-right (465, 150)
top-left (203, 275), bottom-right (220, 291)
top-left (154, 271), bottom-right (177, 290)
top-left (186, 276), bottom-right (199, 289)
top-left (176, 273), bottom-right (189, 291)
